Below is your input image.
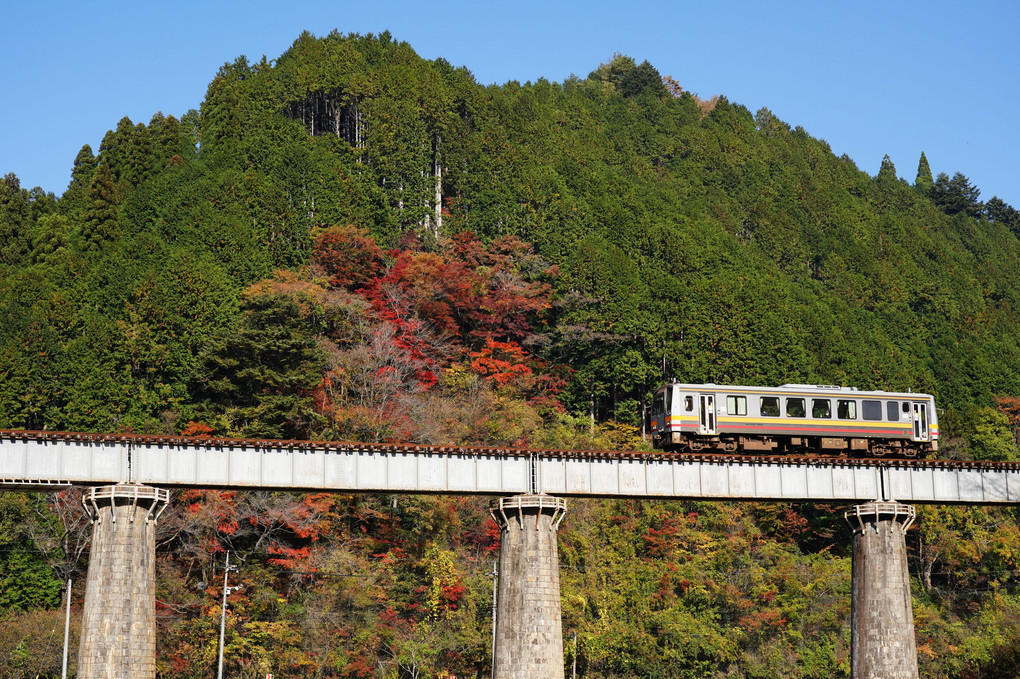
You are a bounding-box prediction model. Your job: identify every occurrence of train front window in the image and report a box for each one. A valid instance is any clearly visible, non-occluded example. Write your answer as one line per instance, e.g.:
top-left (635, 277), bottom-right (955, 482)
top-left (837, 400), bottom-right (857, 419)
top-left (812, 399), bottom-right (831, 418)
top-left (760, 397), bottom-right (780, 417)
top-left (726, 395), bottom-right (747, 415)
top-left (786, 398), bottom-right (806, 418)
top-left (665, 387), bottom-right (673, 413)
top-left (862, 400), bottom-right (882, 421)
top-left (653, 393), bottom-right (664, 417)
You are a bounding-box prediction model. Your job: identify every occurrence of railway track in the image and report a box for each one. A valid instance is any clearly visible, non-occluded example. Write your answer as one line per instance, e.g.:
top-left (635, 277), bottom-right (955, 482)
top-left (3, 428), bottom-right (1016, 471)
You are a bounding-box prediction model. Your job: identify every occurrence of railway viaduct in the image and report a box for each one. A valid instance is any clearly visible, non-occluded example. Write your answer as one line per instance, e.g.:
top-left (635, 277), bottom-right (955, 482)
top-left (5, 429), bottom-right (1020, 678)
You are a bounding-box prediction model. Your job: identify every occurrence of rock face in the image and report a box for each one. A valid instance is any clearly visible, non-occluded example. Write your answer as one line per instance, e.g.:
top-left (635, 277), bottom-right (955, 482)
top-left (77, 485), bottom-right (168, 679)
top-left (491, 495), bottom-right (567, 679)
top-left (846, 501), bottom-right (919, 679)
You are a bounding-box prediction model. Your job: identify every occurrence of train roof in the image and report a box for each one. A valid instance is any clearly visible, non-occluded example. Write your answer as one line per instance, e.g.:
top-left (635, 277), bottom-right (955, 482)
top-left (659, 382), bottom-right (935, 400)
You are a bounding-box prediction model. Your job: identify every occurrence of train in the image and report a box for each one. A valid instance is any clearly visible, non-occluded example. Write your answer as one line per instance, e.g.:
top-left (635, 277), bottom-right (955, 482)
top-left (650, 382), bottom-right (939, 458)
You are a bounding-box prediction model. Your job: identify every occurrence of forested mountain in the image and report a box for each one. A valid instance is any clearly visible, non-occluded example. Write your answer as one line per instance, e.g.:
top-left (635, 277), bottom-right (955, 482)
top-left (2, 30), bottom-right (1020, 678)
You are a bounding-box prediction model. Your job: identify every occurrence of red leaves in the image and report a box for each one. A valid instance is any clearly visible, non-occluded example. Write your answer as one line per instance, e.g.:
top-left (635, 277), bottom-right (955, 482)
top-left (173, 489), bottom-right (333, 569)
top-left (180, 421), bottom-right (213, 436)
top-left (315, 227), bottom-right (556, 357)
top-left (469, 339), bottom-right (533, 386)
top-left (737, 608), bottom-right (787, 632)
top-left (341, 654), bottom-right (377, 679)
top-left (218, 519), bottom-right (240, 534)
top-left (366, 251), bottom-right (475, 337)
top-left (644, 516), bottom-right (683, 558)
top-left (439, 583), bottom-right (466, 610)
top-left (374, 546), bottom-right (407, 565)
top-left (996, 395), bottom-right (1020, 429)
top-left (303, 226), bottom-right (567, 436)
top-left (483, 518), bottom-right (502, 553)
top-left (463, 517), bottom-right (501, 554)
top-left (449, 233), bottom-right (556, 343)
top-left (212, 226), bottom-right (567, 446)
top-left (312, 224), bottom-right (384, 290)
top-left (267, 545), bottom-right (312, 568)
top-left (643, 512), bottom-right (703, 558)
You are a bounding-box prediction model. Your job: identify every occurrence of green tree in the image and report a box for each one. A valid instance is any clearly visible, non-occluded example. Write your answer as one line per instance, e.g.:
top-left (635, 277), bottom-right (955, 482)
top-left (124, 121), bottom-right (154, 187)
top-left (986, 196), bottom-right (1020, 234)
top-left (194, 293), bottom-right (325, 438)
top-left (966, 407), bottom-right (1020, 462)
top-left (0, 173), bottom-right (31, 265)
top-left (77, 157), bottom-right (121, 250)
top-left (914, 151), bottom-right (933, 195)
top-left (61, 144), bottom-right (98, 215)
top-left (931, 171), bottom-right (983, 217)
top-left (877, 154), bottom-right (897, 180)
top-left (200, 56), bottom-right (253, 153)
top-left (30, 213), bottom-right (71, 264)
top-left (0, 494), bottom-right (62, 612)
top-left (589, 54), bottom-right (667, 98)
top-left (148, 111), bottom-right (193, 169)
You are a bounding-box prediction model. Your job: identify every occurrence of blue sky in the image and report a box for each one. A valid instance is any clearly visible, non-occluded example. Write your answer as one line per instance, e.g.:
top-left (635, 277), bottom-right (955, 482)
top-left (2, 0), bottom-right (1017, 207)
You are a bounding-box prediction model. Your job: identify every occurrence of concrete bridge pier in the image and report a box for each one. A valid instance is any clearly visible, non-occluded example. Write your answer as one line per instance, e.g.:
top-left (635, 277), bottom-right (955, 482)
top-left (845, 501), bottom-right (919, 679)
top-left (490, 494), bottom-right (568, 679)
top-left (77, 484), bottom-right (170, 679)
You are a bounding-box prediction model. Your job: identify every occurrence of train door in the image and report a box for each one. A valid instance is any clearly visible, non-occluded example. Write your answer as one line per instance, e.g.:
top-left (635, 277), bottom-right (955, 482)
top-left (911, 402), bottom-right (929, 441)
top-left (699, 394), bottom-right (716, 435)
top-left (651, 388), bottom-right (665, 434)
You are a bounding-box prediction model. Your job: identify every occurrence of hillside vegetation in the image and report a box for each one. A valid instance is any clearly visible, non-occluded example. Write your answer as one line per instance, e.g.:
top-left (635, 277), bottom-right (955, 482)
top-left (2, 30), bottom-right (1020, 678)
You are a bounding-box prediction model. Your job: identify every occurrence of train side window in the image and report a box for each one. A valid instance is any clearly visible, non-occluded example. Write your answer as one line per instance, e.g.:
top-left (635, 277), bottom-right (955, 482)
top-left (684, 396), bottom-right (694, 411)
top-left (862, 400), bottom-right (882, 421)
top-left (726, 395), bottom-right (747, 415)
top-left (902, 402), bottom-right (910, 413)
top-left (760, 397), bottom-right (780, 417)
top-left (812, 399), bottom-right (831, 418)
top-left (665, 387), bottom-right (673, 412)
top-left (837, 400), bottom-right (857, 419)
top-left (886, 401), bottom-right (899, 421)
top-left (786, 398), bottom-right (806, 418)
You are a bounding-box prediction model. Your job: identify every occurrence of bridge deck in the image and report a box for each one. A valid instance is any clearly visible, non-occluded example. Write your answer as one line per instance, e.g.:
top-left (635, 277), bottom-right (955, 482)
top-left (2, 430), bottom-right (1017, 504)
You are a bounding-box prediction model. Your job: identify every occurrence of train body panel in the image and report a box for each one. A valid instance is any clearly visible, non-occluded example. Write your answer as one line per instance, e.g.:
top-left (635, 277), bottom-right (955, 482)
top-left (651, 383), bottom-right (939, 458)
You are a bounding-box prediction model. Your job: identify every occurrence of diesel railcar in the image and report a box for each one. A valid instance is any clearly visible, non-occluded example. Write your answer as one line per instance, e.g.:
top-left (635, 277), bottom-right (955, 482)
top-left (650, 383), bottom-right (938, 458)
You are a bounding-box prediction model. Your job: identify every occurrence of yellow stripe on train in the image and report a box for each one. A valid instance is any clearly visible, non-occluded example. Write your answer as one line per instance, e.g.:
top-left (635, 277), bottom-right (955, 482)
top-left (716, 417), bottom-right (909, 428)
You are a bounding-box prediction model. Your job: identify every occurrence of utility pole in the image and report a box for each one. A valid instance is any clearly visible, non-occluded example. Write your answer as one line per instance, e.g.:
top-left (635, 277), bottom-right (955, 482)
top-left (490, 560), bottom-right (498, 678)
top-left (217, 551), bottom-right (241, 679)
top-left (61, 579), bottom-right (71, 679)
top-left (572, 629), bottom-right (577, 679)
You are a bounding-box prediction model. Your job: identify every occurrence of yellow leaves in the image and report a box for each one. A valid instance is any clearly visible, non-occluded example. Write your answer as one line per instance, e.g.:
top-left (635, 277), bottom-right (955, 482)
top-left (917, 640), bottom-right (938, 659)
top-left (244, 269), bottom-right (327, 313)
top-left (420, 542), bottom-right (465, 622)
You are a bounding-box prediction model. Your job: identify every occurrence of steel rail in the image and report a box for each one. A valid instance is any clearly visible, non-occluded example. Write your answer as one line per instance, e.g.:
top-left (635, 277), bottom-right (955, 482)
top-left (1, 428), bottom-right (1017, 471)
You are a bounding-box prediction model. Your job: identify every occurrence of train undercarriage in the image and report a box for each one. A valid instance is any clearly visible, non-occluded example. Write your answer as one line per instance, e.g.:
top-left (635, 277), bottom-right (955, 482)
top-left (654, 432), bottom-right (937, 459)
